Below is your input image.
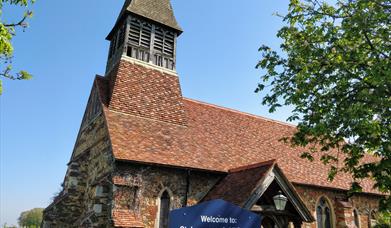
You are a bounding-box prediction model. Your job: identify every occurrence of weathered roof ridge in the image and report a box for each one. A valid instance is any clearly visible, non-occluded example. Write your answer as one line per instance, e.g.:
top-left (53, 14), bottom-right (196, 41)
top-left (183, 98), bottom-right (296, 128)
top-left (228, 159), bottom-right (276, 173)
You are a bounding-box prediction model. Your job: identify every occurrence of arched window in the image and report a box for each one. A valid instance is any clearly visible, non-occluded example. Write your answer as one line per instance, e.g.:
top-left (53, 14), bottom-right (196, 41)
top-left (158, 190), bottom-right (171, 228)
top-left (316, 197), bottom-right (334, 228)
top-left (353, 209), bottom-right (360, 228)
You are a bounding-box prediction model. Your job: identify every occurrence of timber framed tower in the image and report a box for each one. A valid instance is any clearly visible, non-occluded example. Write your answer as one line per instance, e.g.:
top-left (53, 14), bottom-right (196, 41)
top-left (106, 0), bottom-right (182, 73)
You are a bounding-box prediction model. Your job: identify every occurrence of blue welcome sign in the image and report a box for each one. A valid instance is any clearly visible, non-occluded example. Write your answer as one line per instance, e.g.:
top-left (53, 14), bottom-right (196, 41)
top-left (169, 199), bottom-right (261, 228)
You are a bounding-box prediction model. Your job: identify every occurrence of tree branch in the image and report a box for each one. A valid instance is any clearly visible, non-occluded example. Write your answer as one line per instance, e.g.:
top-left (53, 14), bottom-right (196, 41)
top-left (363, 30), bottom-right (390, 59)
top-left (3, 14), bottom-right (29, 28)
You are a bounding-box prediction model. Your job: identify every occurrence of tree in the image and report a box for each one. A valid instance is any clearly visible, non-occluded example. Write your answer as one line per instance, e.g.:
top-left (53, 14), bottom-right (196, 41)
top-left (374, 211), bottom-right (391, 228)
top-left (18, 208), bottom-right (43, 228)
top-left (256, 0), bottom-right (390, 210)
top-left (0, 0), bottom-right (35, 94)
top-left (2, 224), bottom-right (17, 228)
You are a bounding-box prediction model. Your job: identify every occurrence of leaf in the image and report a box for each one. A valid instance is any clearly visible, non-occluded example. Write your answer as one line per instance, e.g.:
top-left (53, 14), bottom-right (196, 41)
top-left (327, 166), bottom-right (338, 181)
top-left (348, 182), bottom-right (363, 196)
top-left (0, 0), bottom-right (35, 94)
top-left (18, 70), bottom-right (32, 80)
top-left (300, 152), bottom-right (314, 162)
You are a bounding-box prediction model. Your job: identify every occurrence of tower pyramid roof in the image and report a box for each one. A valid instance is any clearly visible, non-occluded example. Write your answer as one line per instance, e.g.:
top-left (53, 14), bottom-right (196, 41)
top-left (108, 0), bottom-right (182, 39)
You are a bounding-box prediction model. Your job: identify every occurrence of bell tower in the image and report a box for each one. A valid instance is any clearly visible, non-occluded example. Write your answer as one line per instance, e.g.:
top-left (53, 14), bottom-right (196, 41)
top-left (104, 0), bottom-right (187, 126)
top-left (106, 0), bottom-right (182, 72)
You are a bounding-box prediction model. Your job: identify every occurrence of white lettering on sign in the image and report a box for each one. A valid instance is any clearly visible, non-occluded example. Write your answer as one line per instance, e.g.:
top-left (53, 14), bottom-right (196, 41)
top-left (200, 216), bottom-right (238, 224)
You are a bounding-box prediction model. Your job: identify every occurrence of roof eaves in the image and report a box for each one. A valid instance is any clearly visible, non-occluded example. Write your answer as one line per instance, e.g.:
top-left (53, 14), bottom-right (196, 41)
top-left (115, 158), bottom-right (228, 174)
top-left (292, 182), bottom-right (385, 197)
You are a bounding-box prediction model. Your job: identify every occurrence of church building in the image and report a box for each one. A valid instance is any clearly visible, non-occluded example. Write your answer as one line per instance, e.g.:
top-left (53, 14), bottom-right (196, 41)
top-left (42, 0), bottom-right (383, 227)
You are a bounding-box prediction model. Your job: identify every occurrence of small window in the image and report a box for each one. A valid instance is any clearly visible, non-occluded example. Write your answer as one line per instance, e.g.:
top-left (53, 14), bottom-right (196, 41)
top-left (128, 18), bottom-right (152, 48)
top-left (163, 31), bottom-right (175, 56)
top-left (154, 27), bottom-right (164, 52)
top-left (129, 19), bottom-right (141, 45)
top-left (140, 23), bottom-right (152, 48)
top-left (95, 186), bottom-right (104, 197)
top-left (158, 190), bottom-right (171, 228)
top-left (153, 27), bottom-right (175, 57)
top-left (316, 197), bottom-right (334, 228)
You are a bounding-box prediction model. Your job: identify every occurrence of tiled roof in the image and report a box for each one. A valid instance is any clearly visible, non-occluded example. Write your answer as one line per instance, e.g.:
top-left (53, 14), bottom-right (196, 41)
top-left (126, 0), bottom-right (182, 31)
top-left (112, 209), bottom-right (144, 228)
top-left (202, 160), bottom-right (276, 206)
top-left (106, 61), bottom-right (187, 125)
top-left (95, 76), bottom-right (379, 194)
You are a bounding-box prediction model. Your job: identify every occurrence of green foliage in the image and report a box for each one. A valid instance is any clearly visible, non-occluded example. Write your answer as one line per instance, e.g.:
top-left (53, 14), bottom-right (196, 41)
top-left (18, 208), bottom-right (43, 227)
top-left (374, 211), bottom-right (391, 228)
top-left (2, 223), bottom-right (17, 228)
top-left (256, 0), bottom-right (390, 210)
top-left (0, 0), bottom-right (34, 94)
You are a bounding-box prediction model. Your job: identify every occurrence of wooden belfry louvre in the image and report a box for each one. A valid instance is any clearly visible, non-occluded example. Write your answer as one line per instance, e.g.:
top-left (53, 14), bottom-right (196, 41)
top-left (107, 14), bottom-right (178, 71)
top-left (106, 0), bottom-right (182, 71)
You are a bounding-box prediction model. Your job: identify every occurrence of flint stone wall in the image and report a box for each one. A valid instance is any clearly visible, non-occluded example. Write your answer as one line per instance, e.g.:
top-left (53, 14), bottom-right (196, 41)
top-left (295, 184), bottom-right (381, 228)
top-left (113, 163), bottom-right (222, 228)
top-left (43, 112), bottom-right (115, 227)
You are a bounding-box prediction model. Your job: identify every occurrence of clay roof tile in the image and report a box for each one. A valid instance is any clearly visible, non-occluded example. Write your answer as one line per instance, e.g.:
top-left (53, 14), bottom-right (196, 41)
top-left (94, 77), bottom-right (380, 195)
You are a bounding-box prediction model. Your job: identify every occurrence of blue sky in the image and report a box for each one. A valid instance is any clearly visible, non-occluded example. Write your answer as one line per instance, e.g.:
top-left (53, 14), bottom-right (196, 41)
top-left (0, 0), bottom-right (291, 225)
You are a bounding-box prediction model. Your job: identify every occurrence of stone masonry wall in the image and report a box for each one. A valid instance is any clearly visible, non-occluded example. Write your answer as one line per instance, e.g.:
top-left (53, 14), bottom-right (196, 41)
top-left (113, 163), bottom-right (222, 228)
top-left (43, 111), bottom-right (115, 228)
top-left (295, 184), bottom-right (381, 228)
